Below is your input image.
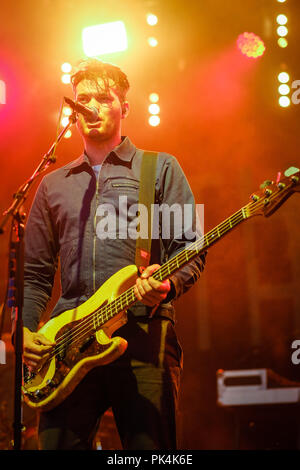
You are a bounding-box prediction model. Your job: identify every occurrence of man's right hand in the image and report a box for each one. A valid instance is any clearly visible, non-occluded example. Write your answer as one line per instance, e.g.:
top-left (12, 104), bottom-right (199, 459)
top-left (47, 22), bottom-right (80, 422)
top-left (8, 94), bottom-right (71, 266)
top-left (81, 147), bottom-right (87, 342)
top-left (23, 327), bottom-right (55, 372)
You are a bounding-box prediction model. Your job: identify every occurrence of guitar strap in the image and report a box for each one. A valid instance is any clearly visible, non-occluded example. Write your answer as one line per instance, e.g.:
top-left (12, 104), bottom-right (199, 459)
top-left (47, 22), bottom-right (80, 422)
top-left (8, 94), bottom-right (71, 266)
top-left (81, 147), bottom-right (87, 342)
top-left (135, 151), bottom-right (158, 270)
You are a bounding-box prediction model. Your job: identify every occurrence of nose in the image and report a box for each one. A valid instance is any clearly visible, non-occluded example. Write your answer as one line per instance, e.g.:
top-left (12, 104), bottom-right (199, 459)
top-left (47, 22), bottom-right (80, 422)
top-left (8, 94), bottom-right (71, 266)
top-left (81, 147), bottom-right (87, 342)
top-left (89, 97), bottom-right (100, 112)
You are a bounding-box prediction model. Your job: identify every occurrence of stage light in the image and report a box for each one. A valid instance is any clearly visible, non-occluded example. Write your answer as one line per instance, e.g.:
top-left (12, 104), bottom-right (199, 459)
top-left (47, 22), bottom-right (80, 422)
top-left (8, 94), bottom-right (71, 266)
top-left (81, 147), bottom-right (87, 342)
top-left (64, 130), bottom-right (72, 139)
top-left (61, 62), bottom-right (72, 73)
top-left (277, 0), bottom-right (287, 3)
top-left (276, 14), bottom-right (288, 25)
top-left (63, 106), bottom-right (72, 116)
top-left (147, 14), bottom-right (158, 26)
top-left (278, 84), bottom-right (290, 95)
top-left (237, 32), bottom-right (265, 58)
top-left (278, 72), bottom-right (289, 83)
top-left (82, 21), bottom-right (128, 57)
top-left (279, 96), bottom-right (290, 107)
top-left (0, 80), bottom-right (6, 104)
top-left (277, 25), bottom-right (288, 37)
top-left (148, 37), bottom-right (158, 47)
top-left (148, 103), bottom-right (160, 114)
top-left (61, 116), bottom-right (69, 127)
top-left (149, 115), bottom-right (160, 126)
top-left (61, 74), bottom-right (71, 84)
top-left (149, 92), bottom-right (159, 103)
top-left (278, 37), bottom-right (288, 48)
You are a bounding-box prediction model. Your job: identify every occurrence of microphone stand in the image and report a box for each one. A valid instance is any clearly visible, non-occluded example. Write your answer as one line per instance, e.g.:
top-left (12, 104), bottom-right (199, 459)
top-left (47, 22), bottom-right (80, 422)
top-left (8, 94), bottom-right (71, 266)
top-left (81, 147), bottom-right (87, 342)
top-left (0, 111), bottom-right (77, 450)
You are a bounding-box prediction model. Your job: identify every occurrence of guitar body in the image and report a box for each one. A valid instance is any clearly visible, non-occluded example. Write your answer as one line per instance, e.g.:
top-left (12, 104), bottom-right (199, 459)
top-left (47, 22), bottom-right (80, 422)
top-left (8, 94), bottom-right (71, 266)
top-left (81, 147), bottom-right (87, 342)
top-left (22, 264), bottom-right (138, 411)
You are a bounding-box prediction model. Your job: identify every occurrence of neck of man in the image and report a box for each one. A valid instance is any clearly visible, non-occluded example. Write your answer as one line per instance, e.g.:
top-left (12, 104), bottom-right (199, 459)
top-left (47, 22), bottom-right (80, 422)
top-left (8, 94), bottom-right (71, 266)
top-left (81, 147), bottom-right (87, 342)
top-left (84, 133), bottom-right (122, 166)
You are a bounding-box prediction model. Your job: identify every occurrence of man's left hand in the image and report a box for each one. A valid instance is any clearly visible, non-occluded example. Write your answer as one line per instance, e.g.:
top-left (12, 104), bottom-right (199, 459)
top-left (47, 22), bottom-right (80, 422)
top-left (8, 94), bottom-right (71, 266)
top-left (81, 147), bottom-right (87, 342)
top-left (134, 264), bottom-right (170, 307)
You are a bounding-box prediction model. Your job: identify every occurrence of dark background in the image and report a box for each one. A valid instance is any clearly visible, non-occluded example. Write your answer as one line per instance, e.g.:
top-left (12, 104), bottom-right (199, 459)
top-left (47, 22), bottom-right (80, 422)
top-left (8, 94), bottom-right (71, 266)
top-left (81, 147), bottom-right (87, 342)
top-left (0, 0), bottom-right (300, 449)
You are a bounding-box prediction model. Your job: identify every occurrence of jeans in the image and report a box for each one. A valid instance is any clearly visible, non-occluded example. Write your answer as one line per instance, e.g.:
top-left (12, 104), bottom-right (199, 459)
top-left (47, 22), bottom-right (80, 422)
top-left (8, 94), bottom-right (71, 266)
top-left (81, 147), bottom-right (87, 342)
top-left (38, 315), bottom-right (182, 450)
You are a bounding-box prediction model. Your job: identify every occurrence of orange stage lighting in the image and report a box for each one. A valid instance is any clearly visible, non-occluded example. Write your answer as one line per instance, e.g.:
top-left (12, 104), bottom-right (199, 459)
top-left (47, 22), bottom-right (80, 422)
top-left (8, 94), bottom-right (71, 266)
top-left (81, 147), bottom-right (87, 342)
top-left (277, 25), bottom-right (288, 37)
top-left (148, 103), bottom-right (160, 115)
top-left (278, 95), bottom-right (290, 107)
top-left (237, 32), bottom-right (265, 59)
top-left (63, 106), bottom-right (72, 116)
top-left (278, 84), bottom-right (290, 95)
top-left (148, 115), bottom-right (160, 126)
top-left (64, 129), bottom-right (72, 139)
top-left (148, 37), bottom-right (158, 47)
top-left (82, 21), bottom-right (128, 57)
top-left (61, 62), bottom-right (72, 73)
top-left (278, 72), bottom-right (290, 83)
top-left (278, 37), bottom-right (288, 48)
top-left (61, 74), bottom-right (71, 84)
top-left (276, 14), bottom-right (288, 25)
top-left (146, 14), bottom-right (158, 26)
top-left (61, 116), bottom-right (69, 127)
top-left (149, 92), bottom-right (159, 103)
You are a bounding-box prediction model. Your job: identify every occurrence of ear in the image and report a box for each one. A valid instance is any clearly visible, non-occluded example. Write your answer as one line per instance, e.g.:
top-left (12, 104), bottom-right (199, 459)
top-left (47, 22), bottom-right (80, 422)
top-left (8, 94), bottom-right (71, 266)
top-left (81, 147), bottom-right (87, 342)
top-left (121, 101), bottom-right (129, 119)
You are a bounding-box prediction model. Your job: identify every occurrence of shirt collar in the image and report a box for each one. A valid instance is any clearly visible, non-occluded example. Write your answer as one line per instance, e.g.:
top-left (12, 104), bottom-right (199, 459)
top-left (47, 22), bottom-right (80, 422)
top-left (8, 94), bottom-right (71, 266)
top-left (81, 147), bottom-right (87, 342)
top-left (63, 136), bottom-right (136, 171)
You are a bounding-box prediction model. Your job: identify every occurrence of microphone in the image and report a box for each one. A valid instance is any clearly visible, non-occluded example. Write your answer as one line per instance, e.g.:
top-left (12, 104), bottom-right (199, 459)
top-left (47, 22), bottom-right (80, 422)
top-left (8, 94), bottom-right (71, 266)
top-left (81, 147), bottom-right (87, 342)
top-left (64, 97), bottom-right (99, 123)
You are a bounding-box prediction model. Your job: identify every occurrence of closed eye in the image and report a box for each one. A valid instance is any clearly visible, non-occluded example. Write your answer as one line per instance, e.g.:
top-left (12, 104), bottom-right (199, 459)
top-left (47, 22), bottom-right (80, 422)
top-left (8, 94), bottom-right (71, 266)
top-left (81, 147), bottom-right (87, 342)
top-left (77, 95), bottom-right (90, 104)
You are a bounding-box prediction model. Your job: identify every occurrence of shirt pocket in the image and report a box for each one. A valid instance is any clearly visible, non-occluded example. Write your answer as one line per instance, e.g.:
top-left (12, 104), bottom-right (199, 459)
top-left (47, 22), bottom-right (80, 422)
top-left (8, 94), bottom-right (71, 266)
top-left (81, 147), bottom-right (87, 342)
top-left (104, 177), bottom-right (140, 216)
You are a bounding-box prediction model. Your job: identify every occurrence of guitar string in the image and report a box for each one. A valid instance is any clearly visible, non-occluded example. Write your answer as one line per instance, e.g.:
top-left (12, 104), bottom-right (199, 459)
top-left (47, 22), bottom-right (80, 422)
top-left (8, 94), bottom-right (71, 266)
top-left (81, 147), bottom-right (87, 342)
top-left (43, 183), bottom-right (293, 364)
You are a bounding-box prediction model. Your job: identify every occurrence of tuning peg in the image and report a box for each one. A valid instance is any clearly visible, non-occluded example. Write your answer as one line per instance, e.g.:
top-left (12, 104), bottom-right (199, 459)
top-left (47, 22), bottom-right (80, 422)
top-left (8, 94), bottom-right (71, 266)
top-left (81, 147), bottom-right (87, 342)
top-left (277, 182), bottom-right (286, 190)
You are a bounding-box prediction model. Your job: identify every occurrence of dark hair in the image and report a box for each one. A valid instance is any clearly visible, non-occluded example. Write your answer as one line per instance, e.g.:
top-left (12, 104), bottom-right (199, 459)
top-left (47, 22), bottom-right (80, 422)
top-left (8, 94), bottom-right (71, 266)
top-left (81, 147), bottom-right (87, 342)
top-left (71, 58), bottom-right (130, 103)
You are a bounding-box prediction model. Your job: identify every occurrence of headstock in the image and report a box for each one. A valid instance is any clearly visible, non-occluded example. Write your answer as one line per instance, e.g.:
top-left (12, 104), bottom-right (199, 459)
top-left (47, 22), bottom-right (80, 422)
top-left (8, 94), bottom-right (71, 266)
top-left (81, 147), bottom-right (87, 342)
top-left (247, 167), bottom-right (299, 218)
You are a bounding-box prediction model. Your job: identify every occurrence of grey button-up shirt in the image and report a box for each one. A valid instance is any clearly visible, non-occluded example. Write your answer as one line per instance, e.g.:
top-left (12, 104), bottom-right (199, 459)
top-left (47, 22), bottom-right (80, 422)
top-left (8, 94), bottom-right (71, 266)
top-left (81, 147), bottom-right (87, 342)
top-left (23, 136), bottom-right (206, 331)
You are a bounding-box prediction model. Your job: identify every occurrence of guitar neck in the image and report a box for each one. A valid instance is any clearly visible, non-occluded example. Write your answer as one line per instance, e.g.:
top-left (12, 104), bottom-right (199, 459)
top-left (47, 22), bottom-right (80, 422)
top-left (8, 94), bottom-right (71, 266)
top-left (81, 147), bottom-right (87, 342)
top-left (152, 204), bottom-right (250, 283)
top-left (94, 203), bottom-right (251, 326)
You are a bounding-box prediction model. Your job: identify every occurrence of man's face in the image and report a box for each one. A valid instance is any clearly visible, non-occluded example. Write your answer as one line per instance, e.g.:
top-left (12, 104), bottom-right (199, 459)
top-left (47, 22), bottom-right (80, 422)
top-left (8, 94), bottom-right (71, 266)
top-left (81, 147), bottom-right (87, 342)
top-left (74, 77), bottom-right (128, 142)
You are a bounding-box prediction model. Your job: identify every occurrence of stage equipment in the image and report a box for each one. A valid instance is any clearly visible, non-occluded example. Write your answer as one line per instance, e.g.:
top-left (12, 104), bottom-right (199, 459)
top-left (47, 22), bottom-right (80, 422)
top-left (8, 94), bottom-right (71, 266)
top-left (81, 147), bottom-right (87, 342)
top-left (217, 368), bottom-right (300, 449)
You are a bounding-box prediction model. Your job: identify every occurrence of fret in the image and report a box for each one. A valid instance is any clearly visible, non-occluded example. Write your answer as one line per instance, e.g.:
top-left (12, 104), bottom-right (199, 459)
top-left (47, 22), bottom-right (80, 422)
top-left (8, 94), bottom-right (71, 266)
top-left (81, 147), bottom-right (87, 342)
top-left (242, 206), bottom-right (250, 219)
top-left (107, 305), bottom-right (114, 320)
top-left (92, 313), bottom-right (97, 331)
top-left (169, 258), bottom-right (178, 272)
top-left (154, 268), bottom-right (163, 282)
top-left (123, 291), bottom-right (129, 307)
top-left (203, 236), bottom-right (210, 248)
top-left (220, 218), bottom-right (231, 234)
top-left (232, 210), bottom-right (243, 226)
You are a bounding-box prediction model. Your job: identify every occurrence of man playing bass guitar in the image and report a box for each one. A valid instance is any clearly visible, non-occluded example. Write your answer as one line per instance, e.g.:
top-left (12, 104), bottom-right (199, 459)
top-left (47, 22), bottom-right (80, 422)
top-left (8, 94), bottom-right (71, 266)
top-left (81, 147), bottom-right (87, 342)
top-left (21, 59), bottom-right (206, 450)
